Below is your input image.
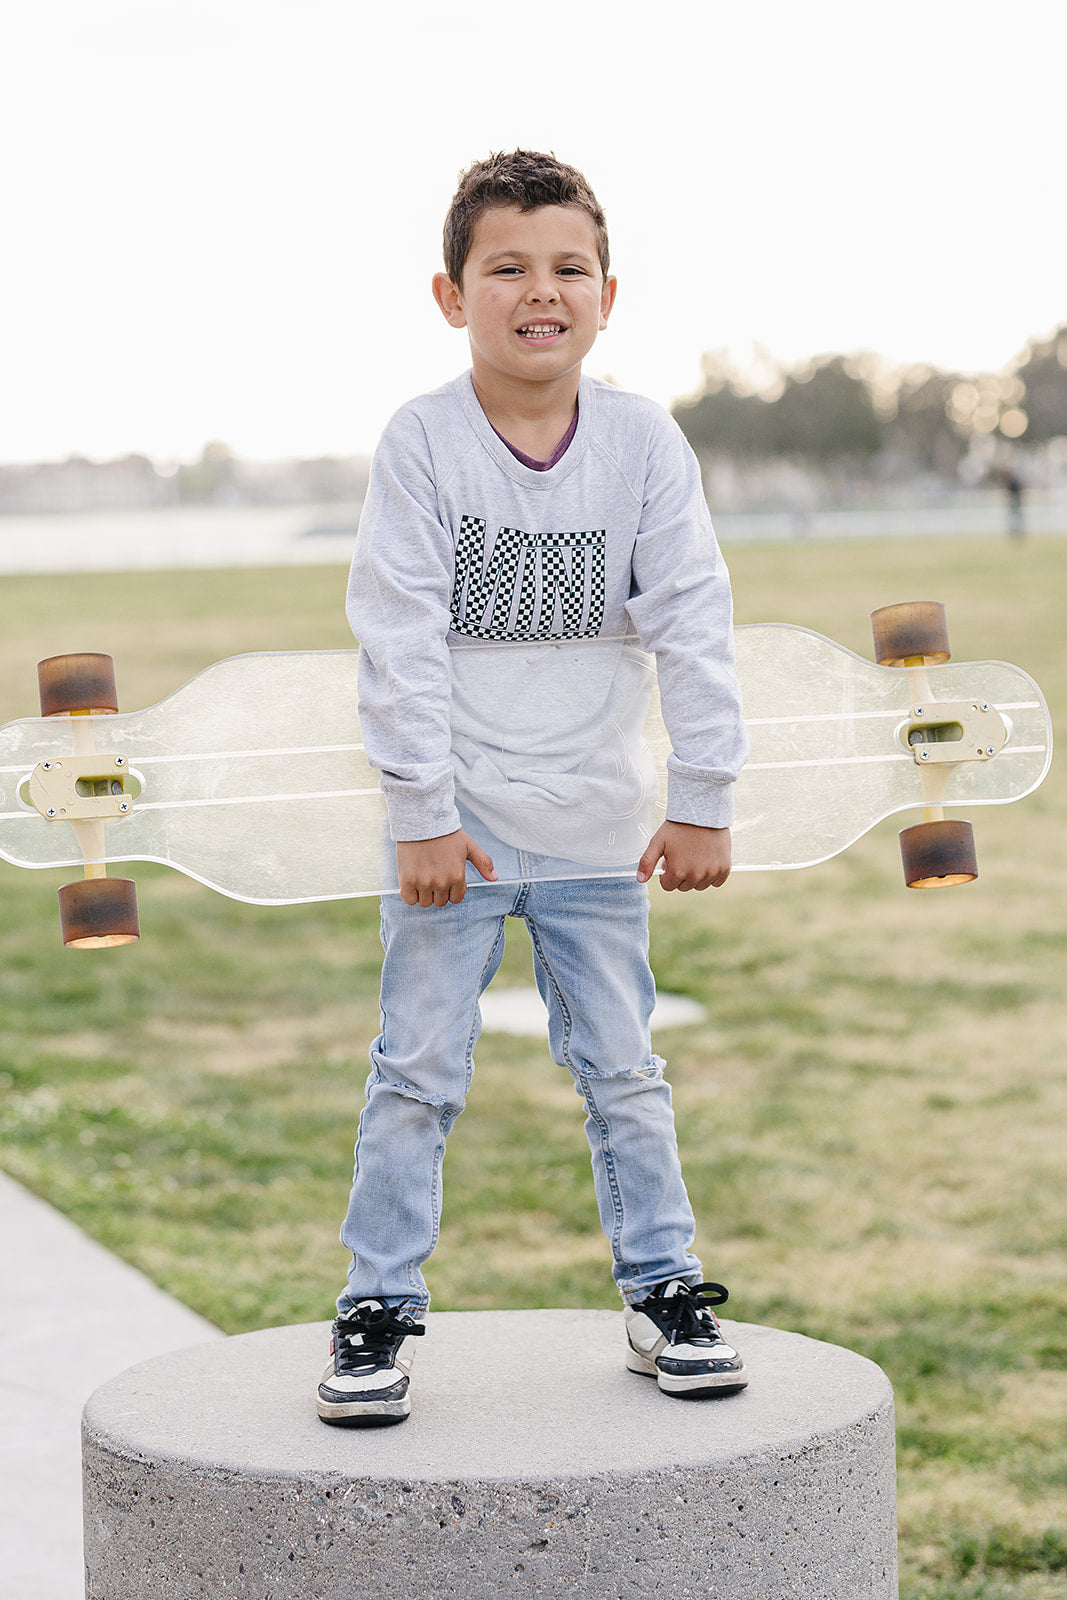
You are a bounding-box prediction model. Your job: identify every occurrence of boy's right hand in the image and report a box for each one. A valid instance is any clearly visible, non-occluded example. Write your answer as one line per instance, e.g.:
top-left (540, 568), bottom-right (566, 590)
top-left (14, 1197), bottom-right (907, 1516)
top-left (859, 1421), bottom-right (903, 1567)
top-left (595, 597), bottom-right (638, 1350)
top-left (396, 830), bottom-right (497, 907)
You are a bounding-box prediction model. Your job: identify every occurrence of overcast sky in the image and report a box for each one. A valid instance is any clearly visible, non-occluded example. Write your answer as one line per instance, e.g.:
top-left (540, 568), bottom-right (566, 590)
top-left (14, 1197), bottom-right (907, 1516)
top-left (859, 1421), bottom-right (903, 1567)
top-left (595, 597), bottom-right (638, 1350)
top-left (3, 0), bottom-right (1064, 464)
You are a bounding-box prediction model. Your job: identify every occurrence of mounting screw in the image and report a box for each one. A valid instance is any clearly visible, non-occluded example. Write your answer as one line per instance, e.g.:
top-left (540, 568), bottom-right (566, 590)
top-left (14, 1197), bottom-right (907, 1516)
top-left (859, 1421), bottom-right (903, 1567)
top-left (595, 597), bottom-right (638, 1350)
top-left (119, 801), bottom-right (131, 813)
top-left (114, 756), bottom-right (126, 768)
top-left (919, 749), bottom-right (931, 761)
top-left (46, 807), bottom-right (57, 817)
top-left (985, 746), bottom-right (996, 756)
top-left (42, 760), bottom-right (53, 771)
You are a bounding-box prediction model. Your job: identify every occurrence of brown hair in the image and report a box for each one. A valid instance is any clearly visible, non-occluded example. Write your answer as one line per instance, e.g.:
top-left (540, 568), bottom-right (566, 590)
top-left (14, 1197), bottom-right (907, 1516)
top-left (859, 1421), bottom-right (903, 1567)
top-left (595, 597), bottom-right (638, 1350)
top-left (442, 150), bottom-right (610, 286)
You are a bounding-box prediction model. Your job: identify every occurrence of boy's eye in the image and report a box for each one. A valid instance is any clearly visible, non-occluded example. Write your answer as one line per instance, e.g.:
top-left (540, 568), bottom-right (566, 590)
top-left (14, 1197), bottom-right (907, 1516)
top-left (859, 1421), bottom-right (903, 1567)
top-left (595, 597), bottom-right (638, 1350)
top-left (489, 264), bottom-right (589, 278)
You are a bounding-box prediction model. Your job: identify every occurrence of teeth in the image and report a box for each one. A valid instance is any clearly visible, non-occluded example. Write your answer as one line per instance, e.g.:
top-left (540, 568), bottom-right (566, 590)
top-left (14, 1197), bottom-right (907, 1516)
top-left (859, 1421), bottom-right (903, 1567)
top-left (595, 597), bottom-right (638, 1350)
top-left (521, 325), bottom-right (563, 338)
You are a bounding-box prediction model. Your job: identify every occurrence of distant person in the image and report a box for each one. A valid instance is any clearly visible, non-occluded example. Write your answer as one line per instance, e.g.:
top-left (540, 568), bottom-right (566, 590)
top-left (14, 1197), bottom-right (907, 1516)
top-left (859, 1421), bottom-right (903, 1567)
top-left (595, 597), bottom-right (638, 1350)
top-left (1004, 469), bottom-right (1025, 540)
top-left (992, 463), bottom-right (1026, 540)
top-left (316, 151), bottom-right (749, 1428)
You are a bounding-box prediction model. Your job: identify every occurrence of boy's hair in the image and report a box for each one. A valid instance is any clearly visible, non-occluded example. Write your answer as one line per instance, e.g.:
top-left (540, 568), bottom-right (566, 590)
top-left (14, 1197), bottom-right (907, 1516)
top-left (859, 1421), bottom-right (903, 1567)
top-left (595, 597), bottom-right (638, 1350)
top-left (443, 150), bottom-right (610, 286)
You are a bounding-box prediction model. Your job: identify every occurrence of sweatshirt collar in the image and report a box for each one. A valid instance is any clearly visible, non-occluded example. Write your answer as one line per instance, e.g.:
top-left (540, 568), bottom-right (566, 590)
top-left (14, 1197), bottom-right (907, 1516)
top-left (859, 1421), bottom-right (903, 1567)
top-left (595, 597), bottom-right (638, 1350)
top-left (456, 371), bottom-right (595, 486)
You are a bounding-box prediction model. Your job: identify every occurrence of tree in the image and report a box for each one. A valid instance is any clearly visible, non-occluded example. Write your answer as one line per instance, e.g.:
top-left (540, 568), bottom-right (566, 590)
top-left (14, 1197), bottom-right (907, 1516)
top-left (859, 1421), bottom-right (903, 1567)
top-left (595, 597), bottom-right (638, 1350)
top-left (673, 354), bottom-right (881, 464)
top-left (177, 440), bottom-right (237, 503)
top-left (881, 366), bottom-right (967, 475)
top-left (1013, 325), bottom-right (1067, 444)
top-left (764, 358), bottom-right (882, 461)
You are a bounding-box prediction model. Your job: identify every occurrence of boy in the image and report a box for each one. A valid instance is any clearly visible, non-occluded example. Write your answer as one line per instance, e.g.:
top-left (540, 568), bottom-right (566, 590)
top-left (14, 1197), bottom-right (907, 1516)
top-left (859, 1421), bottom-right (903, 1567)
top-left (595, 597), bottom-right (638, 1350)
top-left (316, 151), bottom-right (750, 1428)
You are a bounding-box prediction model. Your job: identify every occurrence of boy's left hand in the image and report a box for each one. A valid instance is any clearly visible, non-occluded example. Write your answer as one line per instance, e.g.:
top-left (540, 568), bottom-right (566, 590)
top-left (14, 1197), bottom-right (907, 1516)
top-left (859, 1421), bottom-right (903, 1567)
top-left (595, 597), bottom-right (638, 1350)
top-left (637, 822), bottom-right (732, 891)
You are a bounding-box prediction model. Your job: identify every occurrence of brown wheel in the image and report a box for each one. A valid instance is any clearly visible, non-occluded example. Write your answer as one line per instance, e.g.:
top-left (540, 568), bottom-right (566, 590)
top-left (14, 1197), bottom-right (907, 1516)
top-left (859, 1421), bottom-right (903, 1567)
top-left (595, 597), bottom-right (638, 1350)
top-left (870, 602), bottom-right (951, 667)
top-left (58, 877), bottom-right (140, 948)
top-left (899, 820), bottom-right (977, 888)
top-left (38, 653), bottom-right (119, 717)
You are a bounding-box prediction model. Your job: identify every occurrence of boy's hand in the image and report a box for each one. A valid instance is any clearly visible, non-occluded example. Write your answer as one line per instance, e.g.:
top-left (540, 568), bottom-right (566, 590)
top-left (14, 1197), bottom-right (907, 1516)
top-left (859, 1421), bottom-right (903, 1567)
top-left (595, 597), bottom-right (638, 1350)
top-left (396, 830), bottom-right (497, 907)
top-left (637, 822), bottom-right (732, 891)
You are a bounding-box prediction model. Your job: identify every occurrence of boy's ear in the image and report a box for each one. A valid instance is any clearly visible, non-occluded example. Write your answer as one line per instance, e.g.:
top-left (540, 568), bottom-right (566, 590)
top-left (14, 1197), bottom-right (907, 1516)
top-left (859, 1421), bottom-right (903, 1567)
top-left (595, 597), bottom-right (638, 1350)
top-left (432, 272), bottom-right (467, 329)
top-left (599, 274), bottom-right (618, 331)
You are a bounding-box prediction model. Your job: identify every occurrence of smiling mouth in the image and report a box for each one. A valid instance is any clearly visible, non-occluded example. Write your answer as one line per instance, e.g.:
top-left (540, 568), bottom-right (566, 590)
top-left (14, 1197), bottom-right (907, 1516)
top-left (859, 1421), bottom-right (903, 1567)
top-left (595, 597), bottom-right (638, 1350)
top-left (518, 323), bottom-right (565, 340)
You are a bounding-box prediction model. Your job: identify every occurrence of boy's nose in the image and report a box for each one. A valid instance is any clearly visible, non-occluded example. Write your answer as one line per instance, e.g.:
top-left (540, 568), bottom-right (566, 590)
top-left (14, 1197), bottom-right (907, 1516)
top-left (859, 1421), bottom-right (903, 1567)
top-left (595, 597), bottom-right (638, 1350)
top-left (526, 279), bottom-right (560, 304)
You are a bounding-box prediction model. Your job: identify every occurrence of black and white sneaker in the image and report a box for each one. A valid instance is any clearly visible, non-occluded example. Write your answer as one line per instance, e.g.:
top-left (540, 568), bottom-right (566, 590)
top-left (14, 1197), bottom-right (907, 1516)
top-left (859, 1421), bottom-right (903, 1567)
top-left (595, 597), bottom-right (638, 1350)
top-left (316, 1300), bottom-right (425, 1427)
top-left (625, 1279), bottom-right (748, 1397)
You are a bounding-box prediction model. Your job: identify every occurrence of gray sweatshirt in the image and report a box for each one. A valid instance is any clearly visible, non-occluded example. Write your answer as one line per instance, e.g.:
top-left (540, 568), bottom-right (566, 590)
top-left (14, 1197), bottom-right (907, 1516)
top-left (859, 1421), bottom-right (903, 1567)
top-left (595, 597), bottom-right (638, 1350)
top-left (346, 372), bottom-right (748, 863)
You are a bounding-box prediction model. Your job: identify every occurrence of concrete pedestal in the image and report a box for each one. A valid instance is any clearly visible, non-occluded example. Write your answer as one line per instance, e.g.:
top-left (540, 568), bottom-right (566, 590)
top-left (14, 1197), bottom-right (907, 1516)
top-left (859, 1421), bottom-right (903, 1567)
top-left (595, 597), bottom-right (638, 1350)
top-left (82, 1310), bottom-right (897, 1599)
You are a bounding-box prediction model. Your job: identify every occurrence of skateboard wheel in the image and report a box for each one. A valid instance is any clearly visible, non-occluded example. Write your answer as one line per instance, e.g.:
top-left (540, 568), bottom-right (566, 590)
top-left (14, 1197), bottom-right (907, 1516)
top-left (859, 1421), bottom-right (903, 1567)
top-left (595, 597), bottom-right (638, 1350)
top-left (38, 653), bottom-right (119, 717)
top-left (870, 602), bottom-right (951, 667)
top-left (899, 820), bottom-right (977, 888)
top-left (58, 877), bottom-right (140, 948)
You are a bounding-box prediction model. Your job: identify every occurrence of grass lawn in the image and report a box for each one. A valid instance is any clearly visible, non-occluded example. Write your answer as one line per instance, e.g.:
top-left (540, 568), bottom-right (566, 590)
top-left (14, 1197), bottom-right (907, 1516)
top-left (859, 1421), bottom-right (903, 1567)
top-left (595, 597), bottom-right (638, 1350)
top-left (1, 537), bottom-right (1065, 1598)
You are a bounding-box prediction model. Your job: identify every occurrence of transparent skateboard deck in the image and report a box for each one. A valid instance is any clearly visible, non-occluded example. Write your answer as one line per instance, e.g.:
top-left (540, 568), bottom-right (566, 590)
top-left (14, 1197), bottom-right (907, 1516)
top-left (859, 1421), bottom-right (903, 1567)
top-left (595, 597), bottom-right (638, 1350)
top-left (0, 626), bottom-right (1052, 903)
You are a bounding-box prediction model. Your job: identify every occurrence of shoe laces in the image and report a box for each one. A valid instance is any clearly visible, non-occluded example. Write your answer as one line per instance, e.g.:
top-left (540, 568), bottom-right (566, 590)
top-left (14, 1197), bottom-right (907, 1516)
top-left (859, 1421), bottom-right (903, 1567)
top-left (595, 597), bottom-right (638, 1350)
top-left (643, 1280), bottom-right (729, 1343)
top-left (334, 1301), bottom-right (425, 1371)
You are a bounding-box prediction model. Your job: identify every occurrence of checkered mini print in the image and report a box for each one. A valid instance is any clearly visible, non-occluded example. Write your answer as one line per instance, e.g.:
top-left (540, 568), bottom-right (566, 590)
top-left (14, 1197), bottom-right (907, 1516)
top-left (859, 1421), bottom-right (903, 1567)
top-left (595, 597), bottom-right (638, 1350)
top-left (451, 516), bottom-right (606, 641)
top-left (450, 516), bottom-right (526, 640)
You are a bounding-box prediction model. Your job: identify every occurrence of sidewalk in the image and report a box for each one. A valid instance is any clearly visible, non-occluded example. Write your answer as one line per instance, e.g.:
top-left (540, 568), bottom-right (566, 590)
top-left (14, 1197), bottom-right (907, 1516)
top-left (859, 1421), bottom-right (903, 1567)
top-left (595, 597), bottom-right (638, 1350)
top-left (0, 1171), bottom-right (222, 1600)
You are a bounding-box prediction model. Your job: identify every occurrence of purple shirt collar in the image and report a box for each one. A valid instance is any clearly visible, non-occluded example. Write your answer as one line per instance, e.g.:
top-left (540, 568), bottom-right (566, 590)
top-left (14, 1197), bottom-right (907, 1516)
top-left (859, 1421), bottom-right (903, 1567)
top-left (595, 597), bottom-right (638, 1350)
top-left (491, 405), bottom-right (579, 471)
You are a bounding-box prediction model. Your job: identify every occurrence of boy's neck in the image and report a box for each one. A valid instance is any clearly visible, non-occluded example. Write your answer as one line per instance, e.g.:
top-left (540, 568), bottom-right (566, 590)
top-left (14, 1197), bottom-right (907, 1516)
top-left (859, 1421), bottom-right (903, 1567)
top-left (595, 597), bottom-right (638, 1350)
top-left (490, 405), bottom-right (579, 472)
top-left (471, 368), bottom-right (581, 462)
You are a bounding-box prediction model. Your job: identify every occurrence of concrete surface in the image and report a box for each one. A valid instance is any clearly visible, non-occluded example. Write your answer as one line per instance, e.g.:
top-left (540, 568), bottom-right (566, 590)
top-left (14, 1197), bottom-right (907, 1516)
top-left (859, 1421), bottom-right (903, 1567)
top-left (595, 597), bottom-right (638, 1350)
top-left (479, 984), bottom-right (706, 1036)
top-left (83, 1312), bottom-right (897, 1600)
top-left (0, 1171), bottom-right (221, 1600)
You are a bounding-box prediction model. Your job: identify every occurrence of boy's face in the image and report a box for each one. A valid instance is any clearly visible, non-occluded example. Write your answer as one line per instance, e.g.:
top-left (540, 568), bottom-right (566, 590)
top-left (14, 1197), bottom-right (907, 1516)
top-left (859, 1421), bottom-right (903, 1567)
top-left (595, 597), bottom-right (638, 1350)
top-left (432, 204), bottom-right (616, 397)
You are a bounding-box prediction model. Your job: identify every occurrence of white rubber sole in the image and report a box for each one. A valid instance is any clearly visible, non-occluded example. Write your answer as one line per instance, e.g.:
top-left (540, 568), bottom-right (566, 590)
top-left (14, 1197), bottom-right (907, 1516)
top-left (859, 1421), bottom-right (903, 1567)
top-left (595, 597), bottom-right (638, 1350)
top-left (625, 1345), bottom-right (748, 1395)
top-left (316, 1393), bottom-right (410, 1427)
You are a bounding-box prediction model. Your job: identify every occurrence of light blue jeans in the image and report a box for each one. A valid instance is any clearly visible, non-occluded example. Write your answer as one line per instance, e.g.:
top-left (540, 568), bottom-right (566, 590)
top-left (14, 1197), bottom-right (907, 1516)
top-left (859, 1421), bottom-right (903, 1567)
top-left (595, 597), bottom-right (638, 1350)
top-left (338, 823), bottom-right (702, 1316)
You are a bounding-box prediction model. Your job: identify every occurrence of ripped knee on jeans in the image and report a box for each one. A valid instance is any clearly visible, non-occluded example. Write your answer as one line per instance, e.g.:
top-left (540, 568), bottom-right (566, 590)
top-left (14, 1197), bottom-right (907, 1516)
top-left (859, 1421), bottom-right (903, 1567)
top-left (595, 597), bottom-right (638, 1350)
top-left (367, 1066), bottom-right (461, 1115)
top-left (582, 1053), bottom-right (667, 1083)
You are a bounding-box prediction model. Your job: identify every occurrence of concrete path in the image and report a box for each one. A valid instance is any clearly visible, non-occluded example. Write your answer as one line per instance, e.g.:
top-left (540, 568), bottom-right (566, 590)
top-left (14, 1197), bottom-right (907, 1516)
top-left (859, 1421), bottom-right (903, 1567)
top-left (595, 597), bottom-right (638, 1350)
top-left (0, 1170), bottom-right (221, 1600)
top-left (479, 984), bottom-right (705, 1036)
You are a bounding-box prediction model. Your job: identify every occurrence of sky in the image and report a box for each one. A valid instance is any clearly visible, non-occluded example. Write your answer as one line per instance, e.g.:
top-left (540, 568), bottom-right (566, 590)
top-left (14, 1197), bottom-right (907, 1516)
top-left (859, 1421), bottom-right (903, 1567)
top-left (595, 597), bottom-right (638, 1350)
top-left (3, 0), bottom-right (1065, 465)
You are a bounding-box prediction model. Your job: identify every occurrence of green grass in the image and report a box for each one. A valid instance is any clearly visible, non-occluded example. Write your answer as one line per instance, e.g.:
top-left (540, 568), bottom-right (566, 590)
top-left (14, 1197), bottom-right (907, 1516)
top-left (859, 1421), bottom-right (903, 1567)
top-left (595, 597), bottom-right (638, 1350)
top-left (2, 539), bottom-right (1066, 1599)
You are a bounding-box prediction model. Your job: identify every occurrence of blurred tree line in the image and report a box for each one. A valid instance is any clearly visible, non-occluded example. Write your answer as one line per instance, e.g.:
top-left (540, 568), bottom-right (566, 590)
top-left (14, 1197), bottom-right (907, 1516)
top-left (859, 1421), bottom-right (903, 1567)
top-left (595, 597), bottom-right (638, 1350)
top-left (0, 441), bottom-right (372, 515)
top-left (671, 322), bottom-right (1067, 499)
top-left (176, 441), bottom-right (369, 505)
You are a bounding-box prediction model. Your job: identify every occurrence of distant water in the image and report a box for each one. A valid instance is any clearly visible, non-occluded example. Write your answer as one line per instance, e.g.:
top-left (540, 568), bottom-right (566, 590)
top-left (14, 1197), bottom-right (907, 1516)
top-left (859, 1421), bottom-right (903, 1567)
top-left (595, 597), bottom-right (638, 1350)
top-left (0, 503), bottom-right (361, 576)
top-left (0, 495), bottom-right (1062, 576)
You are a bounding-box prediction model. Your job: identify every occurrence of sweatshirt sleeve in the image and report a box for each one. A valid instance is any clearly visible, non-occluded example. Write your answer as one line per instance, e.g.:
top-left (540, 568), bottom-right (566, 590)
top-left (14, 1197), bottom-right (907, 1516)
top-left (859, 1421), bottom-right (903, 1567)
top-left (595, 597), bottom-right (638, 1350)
top-left (623, 412), bottom-right (749, 828)
top-left (345, 412), bottom-right (462, 842)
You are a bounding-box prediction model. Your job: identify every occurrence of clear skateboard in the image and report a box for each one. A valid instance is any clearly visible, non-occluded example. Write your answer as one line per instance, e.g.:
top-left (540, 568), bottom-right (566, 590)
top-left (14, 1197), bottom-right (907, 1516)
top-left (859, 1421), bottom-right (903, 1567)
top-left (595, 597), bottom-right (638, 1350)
top-left (0, 603), bottom-right (1052, 945)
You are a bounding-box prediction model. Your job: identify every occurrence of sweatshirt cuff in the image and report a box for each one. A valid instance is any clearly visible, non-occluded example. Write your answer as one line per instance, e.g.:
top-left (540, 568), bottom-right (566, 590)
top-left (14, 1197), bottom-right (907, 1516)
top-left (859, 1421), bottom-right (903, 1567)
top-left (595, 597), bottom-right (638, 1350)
top-left (664, 768), bottom-right (735, 829)
top-left (383, 784), bottom-right (463, 844)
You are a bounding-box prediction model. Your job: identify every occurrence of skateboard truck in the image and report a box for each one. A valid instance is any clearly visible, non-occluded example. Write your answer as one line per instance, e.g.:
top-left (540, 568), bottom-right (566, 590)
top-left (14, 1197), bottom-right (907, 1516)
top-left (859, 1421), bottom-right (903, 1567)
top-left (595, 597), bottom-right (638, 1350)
top-left (28, 754), bottom-right (135, 821)
top-left (35, 653), bottom-right (140, 948)
top-left (872, 601), bottom-right (982, 887)
top-left (900, 699), bottom-right (1007, 763)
